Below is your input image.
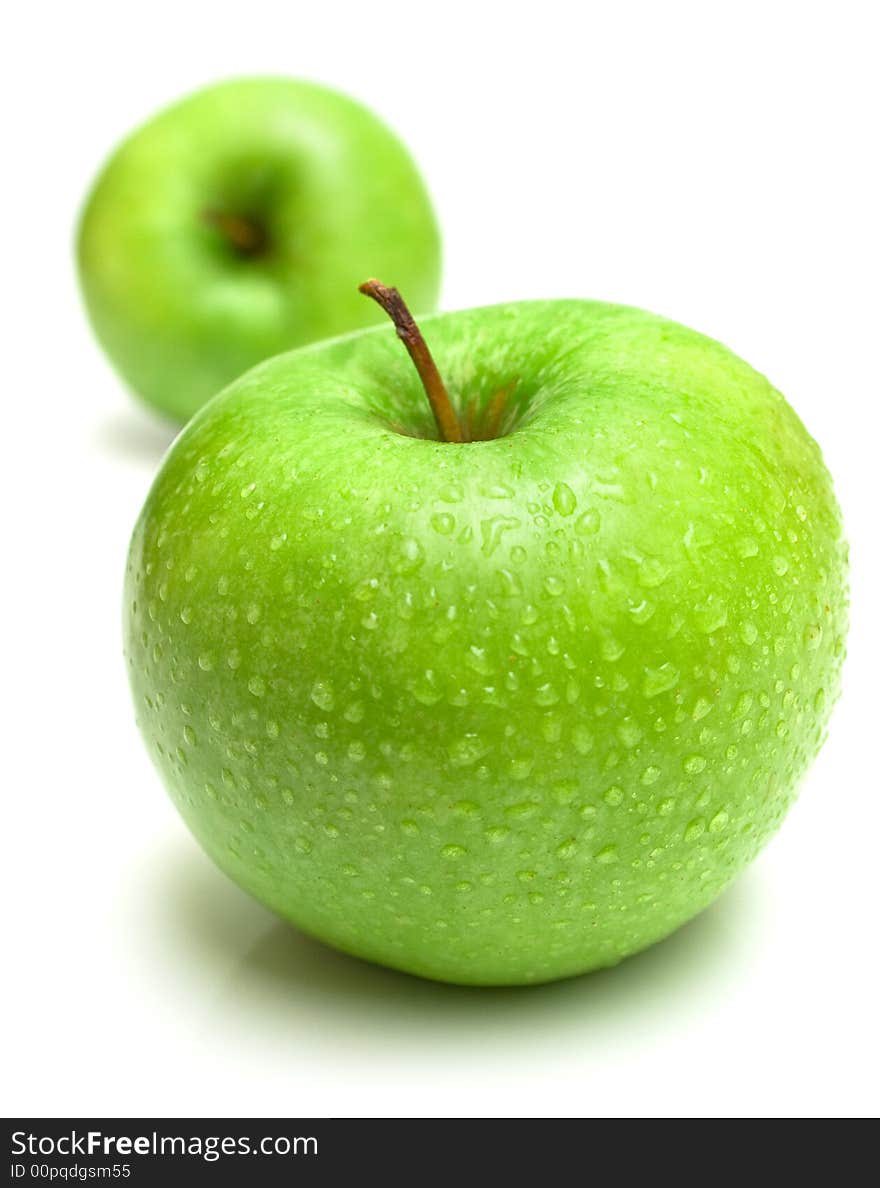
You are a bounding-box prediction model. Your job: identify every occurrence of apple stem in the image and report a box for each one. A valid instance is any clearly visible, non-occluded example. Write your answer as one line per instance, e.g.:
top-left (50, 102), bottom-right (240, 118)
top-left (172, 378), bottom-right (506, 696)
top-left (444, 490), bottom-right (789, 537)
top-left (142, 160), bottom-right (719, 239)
top-left (203, 209), bottom-right (266, 256)
top-left (359, 279), bottom-right (464, 443)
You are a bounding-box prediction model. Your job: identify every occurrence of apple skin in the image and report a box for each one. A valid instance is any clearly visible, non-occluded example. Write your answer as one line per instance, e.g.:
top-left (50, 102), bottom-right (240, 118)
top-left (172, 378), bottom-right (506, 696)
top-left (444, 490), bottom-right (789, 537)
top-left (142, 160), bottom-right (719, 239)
top-left (77, 78), bottom-right (441, 422)
top-left (124, 300), bottom-right (848, 985)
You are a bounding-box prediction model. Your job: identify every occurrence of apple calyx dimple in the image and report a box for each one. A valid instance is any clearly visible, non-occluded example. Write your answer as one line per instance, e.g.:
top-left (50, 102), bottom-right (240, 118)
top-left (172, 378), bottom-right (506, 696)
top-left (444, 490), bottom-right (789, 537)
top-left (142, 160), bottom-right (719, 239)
top-left (359, 279), bottom-right (520, 444)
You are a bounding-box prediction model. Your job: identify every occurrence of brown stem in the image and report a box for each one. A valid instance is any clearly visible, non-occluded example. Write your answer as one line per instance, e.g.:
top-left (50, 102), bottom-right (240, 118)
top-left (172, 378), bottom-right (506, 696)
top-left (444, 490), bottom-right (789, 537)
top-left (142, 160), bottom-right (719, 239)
top-left (203, 209), bottom-right (266, 256)
top-left (359, 279), bottom-right (463, 443)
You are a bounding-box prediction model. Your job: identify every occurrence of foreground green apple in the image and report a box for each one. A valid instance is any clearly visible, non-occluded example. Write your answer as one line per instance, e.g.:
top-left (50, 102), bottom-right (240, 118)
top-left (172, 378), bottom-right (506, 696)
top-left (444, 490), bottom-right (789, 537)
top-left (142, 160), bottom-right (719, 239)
top-left (78, 79), bottom-right (441, 421)
top-left (125, 290), bottom-right (848, 985)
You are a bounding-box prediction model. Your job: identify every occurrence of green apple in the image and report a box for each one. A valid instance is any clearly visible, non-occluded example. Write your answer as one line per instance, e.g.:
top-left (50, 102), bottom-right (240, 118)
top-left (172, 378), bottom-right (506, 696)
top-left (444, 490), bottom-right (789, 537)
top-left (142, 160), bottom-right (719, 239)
top-left (124, 287), bottom-right (848, 985)
top-left (77, 79), bottom-right (441, 422)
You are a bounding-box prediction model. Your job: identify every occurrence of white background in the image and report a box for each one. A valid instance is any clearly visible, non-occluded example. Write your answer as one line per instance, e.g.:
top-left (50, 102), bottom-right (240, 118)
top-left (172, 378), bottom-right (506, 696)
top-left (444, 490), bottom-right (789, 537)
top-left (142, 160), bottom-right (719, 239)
top-left (4, 0), bottom-right (878, 1118)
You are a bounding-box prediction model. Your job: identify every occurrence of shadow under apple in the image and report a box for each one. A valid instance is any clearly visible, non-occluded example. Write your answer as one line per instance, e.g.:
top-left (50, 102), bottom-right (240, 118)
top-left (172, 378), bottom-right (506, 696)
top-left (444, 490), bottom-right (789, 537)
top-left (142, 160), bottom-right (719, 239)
top-left (149, 837), bottom-right (766, 1052)
top-left (92, 408), bottom-right (179, 468)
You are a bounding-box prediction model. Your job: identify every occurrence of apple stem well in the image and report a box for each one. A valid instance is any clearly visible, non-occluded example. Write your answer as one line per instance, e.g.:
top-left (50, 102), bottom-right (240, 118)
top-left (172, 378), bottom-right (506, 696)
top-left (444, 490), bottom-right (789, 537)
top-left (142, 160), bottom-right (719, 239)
top-left (202, 209), bottom-right (268, 257)
top-left (359, 279), bottom-right (466, 443)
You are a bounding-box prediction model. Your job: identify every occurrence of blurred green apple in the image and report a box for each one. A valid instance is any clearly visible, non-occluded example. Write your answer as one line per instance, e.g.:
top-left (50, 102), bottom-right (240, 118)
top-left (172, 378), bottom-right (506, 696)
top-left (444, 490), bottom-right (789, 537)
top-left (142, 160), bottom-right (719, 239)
top-left (125, 289), bottom-right (848, 985)
top-left (77, 78), bottom-right (441, 421)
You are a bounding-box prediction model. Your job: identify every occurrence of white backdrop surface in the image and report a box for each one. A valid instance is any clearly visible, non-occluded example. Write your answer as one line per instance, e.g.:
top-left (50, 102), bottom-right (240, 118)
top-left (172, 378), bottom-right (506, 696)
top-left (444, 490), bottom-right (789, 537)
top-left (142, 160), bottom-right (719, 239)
top-left (3, 0), bottom-right (878, 1118)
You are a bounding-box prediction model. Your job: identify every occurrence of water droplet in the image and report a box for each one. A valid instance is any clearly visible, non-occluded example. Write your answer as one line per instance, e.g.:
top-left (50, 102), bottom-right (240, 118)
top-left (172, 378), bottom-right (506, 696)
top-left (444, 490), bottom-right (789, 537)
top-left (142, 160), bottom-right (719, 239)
top-left (737, 537), bottom-right (759, 558)
top-left (683, 754), bottom-right (707, 774)
top-left (552, 482), bottom-right (577, 516)
top-left (543, 575), bottom-right (564, 597)
top-left (740, 621), bottom-right (758, 645)
top-left (541, 715), bottom-right (562, 743)
top-left (590, 472), bottom-right (626, 499)
top-left (641, 765), bottom-right (661, 785)
top-left (198, 654), bottom-right (214, 672)
top-left (509, 757), bottom-right (532, 781)
top-left (637, 558), bottom-right (671, 588)
top-left (692, 697), bottom-right (713, 721)
top-left (643, 663), bottom-right (679, 698)
top-left (684, 818), bottom-right (706, 841)
top-left (466, 645), bottom-right (491, 675)
top-left (413, 671), bottom-right (442, 705)
top-left (482, 482), bottom-right (515, 500)
top-left (294, 836), bottom-right (312, 854)
top-left (449, 735), bottom-right (490, 767)
top-left (695, 599), bottom-right (728, 634)
top-left (395, 538), bottom-right (424, 574)
top-left (773, 555), bottom-right (789, 576)
top-left (600, 635), bottom-right (625, 662)
top-left (179, 606), bottom-right (193, 625)
top-left (431, 513), bottom-right (455, 535)
top-left (310, 681), bottom-right (334, 711)
top-left (557, 838), bottom-right (577, 858)
top-left (182, 724), bottom-right (196, 746)
top-left (572, 723), bottom-right (593, 755)
top-left (248, 676), bottom-right (266, 697)
top-left (709, 809), bottom-right (729, 832)
top-left (629, 600), bottom-right (656, 626)
top-left (353, 579), bottom-right (377, 604)
top-left (603, 785), bottom-right (624, 806)
top-left (480, 515), bottom-right (520, 557)
top-left (535, 683), bottom-right (560, 707)
top-left (617, 719), bottom-right (643, 748)
top-left (803, 623), bottom-right (823, 651)
top-left (441, 843), bottom-right (467, 859)
top-left (506, 801), bottom-right (539, 818)
top-left (657, 797), bottom-right (676, 816)
top-left (595, 844), bottom-right (619, 864)
top-left (576, 508), bottom-right (601, 535)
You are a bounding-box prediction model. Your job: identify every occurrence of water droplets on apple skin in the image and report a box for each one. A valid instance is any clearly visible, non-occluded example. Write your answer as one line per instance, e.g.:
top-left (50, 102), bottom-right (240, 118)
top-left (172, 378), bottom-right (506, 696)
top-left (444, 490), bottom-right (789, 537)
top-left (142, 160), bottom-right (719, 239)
top-left (123, 300), bottom-right (848, 984)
